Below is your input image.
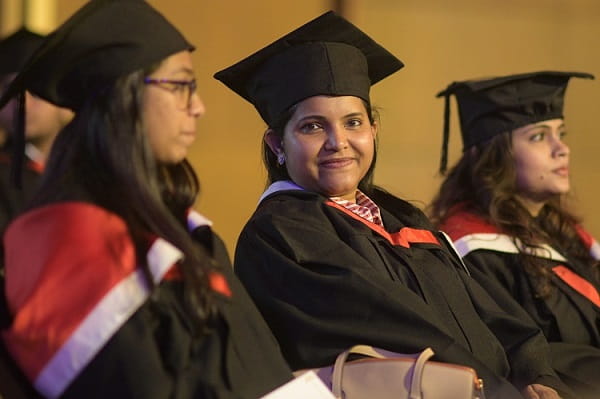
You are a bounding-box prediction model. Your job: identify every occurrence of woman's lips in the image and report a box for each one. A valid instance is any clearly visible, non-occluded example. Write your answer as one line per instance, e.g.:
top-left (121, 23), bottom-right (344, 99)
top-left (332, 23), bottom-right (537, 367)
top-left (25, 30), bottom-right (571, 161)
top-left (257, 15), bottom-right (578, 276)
top-left (553, 166), bottom-right (569, 176)
top-left (320, 158), bottom-right (354, 168)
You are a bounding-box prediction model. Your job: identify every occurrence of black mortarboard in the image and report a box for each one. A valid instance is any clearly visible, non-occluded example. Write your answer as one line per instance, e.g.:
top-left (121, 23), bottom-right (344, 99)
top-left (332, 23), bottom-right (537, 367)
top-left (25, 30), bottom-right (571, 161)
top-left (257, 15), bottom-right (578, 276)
top-left (436, 71), bottom-right (594, 173)
top-left (214, 11), bottom-right (404, 126)
top-left (0, 28), bottom-right (45, 75)
top-left (0, 0), bottom-right (193, 111)
top-left (0, 0), bottom-right (192, 187)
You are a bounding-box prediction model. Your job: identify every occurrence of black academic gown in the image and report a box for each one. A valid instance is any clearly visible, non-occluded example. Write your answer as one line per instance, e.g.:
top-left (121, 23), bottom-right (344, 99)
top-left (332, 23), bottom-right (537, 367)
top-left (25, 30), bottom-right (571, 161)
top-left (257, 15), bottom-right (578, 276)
top-left (441, 207), bottom-right (600, 398)
top-left (234, 186), bottom-right (571, 399)
top-left (2, 202), bottom-right (292, 399)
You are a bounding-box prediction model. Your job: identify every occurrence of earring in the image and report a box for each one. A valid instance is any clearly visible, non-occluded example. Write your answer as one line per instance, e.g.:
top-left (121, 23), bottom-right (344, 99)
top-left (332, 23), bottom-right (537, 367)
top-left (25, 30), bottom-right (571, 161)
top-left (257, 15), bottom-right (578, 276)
top-left (277, 152), bottom-right (286, 166)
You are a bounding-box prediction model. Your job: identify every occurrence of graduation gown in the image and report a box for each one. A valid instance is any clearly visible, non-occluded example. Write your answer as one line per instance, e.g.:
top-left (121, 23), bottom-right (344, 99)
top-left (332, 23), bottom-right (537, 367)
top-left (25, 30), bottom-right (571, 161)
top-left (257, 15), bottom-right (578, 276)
top-left (2, 201), bottom-right (292, 398)
top-left (441, 207), bottom-right (600, 398)
top-left (234, 182), bottom-right (570, 399)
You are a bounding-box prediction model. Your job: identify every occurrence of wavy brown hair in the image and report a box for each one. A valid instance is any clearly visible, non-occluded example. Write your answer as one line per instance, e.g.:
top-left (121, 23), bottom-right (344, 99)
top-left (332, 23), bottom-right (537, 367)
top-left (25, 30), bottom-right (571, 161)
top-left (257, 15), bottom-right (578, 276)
top-left (429, 131), bottom-right (600, 297)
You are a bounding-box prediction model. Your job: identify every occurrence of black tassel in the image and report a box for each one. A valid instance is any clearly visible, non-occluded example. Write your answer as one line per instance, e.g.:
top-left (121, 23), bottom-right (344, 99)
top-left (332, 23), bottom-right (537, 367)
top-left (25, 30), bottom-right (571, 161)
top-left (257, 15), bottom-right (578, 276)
top-left (9, 90), bottom-right (26, 189)
top-left (439, 93), bottom-right (451, 175)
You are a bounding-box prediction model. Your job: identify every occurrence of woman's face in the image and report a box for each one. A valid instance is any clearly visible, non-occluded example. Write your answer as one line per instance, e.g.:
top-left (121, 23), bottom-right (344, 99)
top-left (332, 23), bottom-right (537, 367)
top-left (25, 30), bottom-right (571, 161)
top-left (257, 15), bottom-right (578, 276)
top-left (142, 51), bottom-right (205, 164)
top-left (266, 95), bottom-right (377, 202)
top-left (24, 93), bottom-right (73, 155)
top-left (511, 118), bottom-right (570, 210)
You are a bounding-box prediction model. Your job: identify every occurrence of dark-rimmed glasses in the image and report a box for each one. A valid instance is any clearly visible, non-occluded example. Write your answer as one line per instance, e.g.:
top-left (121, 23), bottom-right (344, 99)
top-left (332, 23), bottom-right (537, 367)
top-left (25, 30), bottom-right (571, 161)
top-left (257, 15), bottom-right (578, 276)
top-left (143, 78), bottom-right (197, 110)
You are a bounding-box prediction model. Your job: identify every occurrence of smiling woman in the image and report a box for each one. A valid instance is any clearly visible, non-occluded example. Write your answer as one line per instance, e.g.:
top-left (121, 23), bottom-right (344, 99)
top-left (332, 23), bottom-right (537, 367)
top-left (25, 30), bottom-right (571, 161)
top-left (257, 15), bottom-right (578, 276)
top-left (214, 11), bottom-right (573, 399)
top-left (430, 71), bottom-right (600, 398)
top-left (264, 95), bottom-right (377, 202)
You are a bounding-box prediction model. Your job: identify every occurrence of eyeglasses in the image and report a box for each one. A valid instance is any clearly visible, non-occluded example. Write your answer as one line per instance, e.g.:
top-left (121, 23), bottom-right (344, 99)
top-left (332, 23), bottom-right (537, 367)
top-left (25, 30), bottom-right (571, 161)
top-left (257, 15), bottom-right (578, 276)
top-left (143, 78), bottom-right (197, 110)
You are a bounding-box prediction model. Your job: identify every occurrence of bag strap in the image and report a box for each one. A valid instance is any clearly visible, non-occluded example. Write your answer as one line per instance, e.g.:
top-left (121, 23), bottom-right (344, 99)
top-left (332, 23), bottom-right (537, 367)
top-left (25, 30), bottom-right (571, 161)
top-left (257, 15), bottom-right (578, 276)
top-left (331, 345), bottom-right (435, 399)
top-left (409, 348), bottom-right (435, 399)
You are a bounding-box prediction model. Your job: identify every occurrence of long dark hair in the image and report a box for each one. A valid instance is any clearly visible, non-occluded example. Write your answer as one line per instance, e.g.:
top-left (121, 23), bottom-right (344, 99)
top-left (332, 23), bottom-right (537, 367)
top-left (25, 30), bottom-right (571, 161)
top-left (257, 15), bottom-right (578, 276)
top-left (429, 132), bottom-right (600, 296)
top-left (262, 97), bottom-right (379, 196)
top-left (30, 64), bottom-right (217, 330)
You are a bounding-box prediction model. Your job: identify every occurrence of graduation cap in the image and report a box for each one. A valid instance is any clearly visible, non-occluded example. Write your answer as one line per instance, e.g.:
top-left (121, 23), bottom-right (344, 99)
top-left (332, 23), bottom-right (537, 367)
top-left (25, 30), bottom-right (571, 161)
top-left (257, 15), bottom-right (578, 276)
top-left (0, 0), bottom-right (193, 111)
top-left (436, 71), bottom-right (594, 173)
top-left (0, 28), bottom-right (45, 76)
top-left (214, 11), bottom-right (404, 126)
top-left (0, 0), bottom-right (193, 186)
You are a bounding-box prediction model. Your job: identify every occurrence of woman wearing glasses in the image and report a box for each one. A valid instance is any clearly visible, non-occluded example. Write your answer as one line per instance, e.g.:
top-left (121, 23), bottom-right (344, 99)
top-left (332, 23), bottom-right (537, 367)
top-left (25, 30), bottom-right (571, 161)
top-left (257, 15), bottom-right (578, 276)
top-left (0, 1), bottom-right (291, 398)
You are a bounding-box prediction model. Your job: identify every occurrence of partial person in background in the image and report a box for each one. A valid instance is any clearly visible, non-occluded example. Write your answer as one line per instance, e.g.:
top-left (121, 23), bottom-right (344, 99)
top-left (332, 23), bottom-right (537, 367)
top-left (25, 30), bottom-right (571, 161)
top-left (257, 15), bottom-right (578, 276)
top-left (430, 71), bottom-right (600, 398)
top-left (215, 12), bottom-right (572, 399)
top-left (0, 28), bottom-right (45, 146)
top-left (0, 28), bottom-right (73, 234)
top-left (0, 1), bottom-right (292, 398)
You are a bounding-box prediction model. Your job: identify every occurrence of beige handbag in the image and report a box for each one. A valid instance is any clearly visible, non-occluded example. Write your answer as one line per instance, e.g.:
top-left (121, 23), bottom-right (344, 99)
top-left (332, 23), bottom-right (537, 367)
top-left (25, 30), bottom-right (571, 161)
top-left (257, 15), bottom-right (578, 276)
top-left (295, 345), bottom-right (485, 399)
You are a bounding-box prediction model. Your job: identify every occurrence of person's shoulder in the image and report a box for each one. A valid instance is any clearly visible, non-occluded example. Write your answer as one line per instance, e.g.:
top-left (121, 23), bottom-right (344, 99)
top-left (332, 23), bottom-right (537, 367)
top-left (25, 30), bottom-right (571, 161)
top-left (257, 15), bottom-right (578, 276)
top-left (10, 201), bottom-right (124, 228)
top-left (369, 187), bottom-right (433, 229)
top-left (187, 209), bottom-right (232, 269)
top-left (3, 202), bottom-right (137, 331)
top-left (241, 190), bottom-right (333, 239)
top-left (5, 201), bottom-right (128, 245)
top-left (255, 189), bottom-right (325, 217)
top-left (574, 224), bottom-right (600, 252)
top-left (260, 188), bottom-right (321, 204)
top-left (439, 204), bottom-right (499, 240)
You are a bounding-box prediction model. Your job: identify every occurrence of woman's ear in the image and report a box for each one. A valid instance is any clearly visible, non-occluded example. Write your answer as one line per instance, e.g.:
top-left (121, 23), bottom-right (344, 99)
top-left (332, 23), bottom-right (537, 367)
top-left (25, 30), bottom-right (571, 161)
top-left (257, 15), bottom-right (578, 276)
top-left (264, 129), bottom-right (287, 166)
top-left (264, 129), bottom-right (283, 156)
top-left (371, 120), bottom-right (378, 140)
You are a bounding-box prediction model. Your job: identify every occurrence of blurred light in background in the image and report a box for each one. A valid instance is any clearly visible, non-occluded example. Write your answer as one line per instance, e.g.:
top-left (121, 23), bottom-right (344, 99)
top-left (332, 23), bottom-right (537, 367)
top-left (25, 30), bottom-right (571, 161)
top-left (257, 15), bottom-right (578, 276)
top-left (1, 0), bottom-right (56, 35)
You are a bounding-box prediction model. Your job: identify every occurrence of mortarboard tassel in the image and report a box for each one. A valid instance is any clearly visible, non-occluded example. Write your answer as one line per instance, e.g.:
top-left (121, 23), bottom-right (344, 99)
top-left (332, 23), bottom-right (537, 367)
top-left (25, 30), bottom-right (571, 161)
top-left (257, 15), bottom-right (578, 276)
top-left (10, 90), bottom-right (26, 189)
top-left (439, 92), bottom-right (450, 175)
